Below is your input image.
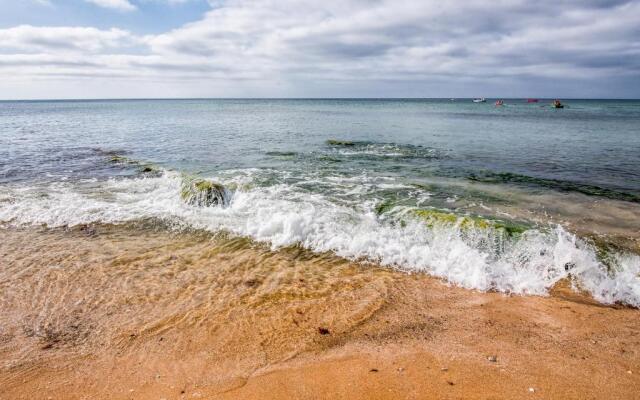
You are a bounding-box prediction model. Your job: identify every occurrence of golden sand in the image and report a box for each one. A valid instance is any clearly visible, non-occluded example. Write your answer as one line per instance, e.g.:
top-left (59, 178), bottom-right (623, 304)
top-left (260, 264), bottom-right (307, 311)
top-left (1, 225), bottom-right (639, 399)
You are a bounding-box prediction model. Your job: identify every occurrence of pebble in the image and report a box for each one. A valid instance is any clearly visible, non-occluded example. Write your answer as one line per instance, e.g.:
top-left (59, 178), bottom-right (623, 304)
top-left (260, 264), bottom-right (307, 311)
top-left (528, 387), bottom-right (535, 393)
top-left (441, 367), bottom-right (448, 372)
top-left (487, 355), bottom-right (497, 362)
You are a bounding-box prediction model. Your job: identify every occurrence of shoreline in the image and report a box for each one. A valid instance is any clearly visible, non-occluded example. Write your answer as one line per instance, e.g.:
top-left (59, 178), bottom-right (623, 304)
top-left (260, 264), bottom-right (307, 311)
top-left (1, 225), bottom-right (639, 399)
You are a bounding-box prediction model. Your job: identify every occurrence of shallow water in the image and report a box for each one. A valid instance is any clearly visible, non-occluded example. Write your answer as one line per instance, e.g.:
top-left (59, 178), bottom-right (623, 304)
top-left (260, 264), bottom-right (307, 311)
top-left (1, 99), bottom-right (639, 306)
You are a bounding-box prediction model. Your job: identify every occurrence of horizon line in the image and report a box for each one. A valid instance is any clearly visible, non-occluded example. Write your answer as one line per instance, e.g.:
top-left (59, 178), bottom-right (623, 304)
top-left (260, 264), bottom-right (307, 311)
top-left (1, 97), bottom-right (639, 102)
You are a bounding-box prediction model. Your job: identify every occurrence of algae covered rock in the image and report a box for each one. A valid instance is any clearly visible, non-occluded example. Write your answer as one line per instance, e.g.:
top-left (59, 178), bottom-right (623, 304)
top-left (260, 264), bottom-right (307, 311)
top-left (413, 209), bottom-right (528, 237)
top-left (413, 208), bottom-right (532, 255)
top-left (180, 176), bottom-right (230, 207)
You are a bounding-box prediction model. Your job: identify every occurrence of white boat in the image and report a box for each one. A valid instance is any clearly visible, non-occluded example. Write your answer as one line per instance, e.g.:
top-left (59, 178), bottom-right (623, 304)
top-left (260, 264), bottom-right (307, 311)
top-left (472, 98), bottom-right (486, 103)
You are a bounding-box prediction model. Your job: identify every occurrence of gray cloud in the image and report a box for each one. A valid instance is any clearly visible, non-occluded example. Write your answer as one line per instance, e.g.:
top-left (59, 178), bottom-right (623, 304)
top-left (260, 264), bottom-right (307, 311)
top-left (1, 0), bottom-right (639, 98)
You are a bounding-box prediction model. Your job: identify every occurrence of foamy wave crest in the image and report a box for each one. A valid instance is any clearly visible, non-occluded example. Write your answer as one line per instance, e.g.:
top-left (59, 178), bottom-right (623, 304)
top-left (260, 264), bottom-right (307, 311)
top-left (1, 171), bottom-right (639, 307)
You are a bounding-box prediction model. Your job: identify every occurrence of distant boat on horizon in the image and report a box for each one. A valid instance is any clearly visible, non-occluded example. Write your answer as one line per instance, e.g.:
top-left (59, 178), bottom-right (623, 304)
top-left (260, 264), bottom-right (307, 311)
top-left (527, 98), bottom-right (539, 103)
top-left (472, 98), bottom-right (486, 103)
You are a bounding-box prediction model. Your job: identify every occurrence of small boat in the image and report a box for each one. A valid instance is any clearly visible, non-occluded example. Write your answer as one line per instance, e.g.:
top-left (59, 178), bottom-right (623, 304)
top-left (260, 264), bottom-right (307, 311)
top-left (495, 100), bottom-right (504, 106)
top-left (526, 98), bottom-right (539, 103)
top-left (552, 99), bottom-right (564, 109)
top-left (473, 98), bottom-right (486, 103)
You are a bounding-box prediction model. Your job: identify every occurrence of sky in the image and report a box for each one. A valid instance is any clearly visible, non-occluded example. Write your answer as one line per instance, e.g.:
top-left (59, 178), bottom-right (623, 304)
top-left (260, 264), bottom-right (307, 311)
top-left (0, 0), bottom-right (639, 99)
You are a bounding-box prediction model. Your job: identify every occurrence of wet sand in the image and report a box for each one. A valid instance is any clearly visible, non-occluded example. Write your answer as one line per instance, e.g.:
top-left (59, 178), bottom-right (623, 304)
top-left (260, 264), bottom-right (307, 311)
top-left (1, 225), bottom-right (639, 399)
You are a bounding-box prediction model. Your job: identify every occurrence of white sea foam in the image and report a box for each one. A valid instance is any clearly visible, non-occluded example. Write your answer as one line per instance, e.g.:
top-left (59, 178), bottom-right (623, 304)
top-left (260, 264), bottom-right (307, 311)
top-left (1, 171), bottom-right (639, 307)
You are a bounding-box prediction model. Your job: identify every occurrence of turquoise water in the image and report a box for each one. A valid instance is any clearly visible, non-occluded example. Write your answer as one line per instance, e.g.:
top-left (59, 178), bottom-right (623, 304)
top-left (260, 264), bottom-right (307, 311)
top-left (1, 99), bottom-right (639, 305)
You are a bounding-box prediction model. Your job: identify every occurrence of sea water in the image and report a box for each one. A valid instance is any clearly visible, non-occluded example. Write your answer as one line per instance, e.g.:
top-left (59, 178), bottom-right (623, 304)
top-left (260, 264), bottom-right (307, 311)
top-left (1, 99), bottom-right (639, 305)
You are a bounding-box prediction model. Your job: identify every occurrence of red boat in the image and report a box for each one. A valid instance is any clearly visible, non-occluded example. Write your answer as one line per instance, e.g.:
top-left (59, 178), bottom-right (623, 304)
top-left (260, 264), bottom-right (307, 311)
top-left (527, 98), bottom-right (539, 103)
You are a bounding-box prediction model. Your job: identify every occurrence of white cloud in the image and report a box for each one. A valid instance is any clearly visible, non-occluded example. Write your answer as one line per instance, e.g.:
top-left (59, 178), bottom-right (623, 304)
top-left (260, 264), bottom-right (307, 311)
top-left (1, 0), bottom-right (639, 98)
top-left (0, 25), bottom-right (137, 53)
top-left (84, 0), bottom-right (136, 11)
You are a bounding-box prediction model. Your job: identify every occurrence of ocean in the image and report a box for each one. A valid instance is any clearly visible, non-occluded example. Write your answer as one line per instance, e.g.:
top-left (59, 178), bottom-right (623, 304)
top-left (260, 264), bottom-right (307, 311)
top-left (1, 98), bottom-right (639, 306)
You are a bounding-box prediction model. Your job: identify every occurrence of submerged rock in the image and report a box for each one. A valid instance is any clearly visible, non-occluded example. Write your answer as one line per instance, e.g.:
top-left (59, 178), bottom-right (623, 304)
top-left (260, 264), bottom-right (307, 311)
top-left (108, 154), bottom-right (161, 176)
top-left (139, 165), bottom-right (157, 174)
top-left (109, 155), bottom-right (129, 164)
top-left (327, 139), bottom-right (355, 146)
top-left (180, 176), bottom-right (230, 207)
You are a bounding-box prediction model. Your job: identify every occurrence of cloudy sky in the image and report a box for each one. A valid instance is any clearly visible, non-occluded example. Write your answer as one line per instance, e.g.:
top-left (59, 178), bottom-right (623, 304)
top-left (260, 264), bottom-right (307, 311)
top-left (1, 0), bottom-right (639, 99)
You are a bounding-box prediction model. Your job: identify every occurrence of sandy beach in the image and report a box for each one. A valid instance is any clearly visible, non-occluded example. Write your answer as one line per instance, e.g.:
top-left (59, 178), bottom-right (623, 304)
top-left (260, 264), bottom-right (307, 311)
top-left (1, 225), bottom-right (638, 400)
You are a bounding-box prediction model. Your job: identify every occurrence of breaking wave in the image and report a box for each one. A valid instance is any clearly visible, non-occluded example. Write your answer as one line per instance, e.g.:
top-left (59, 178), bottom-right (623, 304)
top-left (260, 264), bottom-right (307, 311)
top-left (0, 170), bottom-right (639, 307)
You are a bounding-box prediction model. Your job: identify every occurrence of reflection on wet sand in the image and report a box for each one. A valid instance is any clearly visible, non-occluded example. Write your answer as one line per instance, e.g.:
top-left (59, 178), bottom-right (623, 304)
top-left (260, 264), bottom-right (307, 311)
top-left (1, 225), bottom-right (639, 399)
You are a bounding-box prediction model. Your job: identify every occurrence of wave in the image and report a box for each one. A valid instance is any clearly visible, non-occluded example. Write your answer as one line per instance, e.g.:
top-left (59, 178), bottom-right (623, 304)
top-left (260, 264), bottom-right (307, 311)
top-left (0, 170), bottom-right (638, 307)
top-left (469, 171), bottom-right (640, 203)
top-left (326, 140), bottom-right (443, 159)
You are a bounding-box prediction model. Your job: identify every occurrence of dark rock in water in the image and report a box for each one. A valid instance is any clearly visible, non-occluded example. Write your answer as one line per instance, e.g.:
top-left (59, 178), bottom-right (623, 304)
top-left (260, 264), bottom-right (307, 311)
top-left (327, 139), bottom-right (355, 146)
top-left (140, 165), bottom-right (155, 173)
top-left (181, 176), bottom-right (230, 207)
top-left (108, 154), bottom-right (161, 176)
top-left (109, 155), bottom-right (132, 164)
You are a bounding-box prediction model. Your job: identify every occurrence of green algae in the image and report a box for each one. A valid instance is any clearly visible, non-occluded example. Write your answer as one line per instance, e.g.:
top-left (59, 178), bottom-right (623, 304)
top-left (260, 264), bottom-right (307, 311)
top-left (375, 200), bottom-right (395, 215)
